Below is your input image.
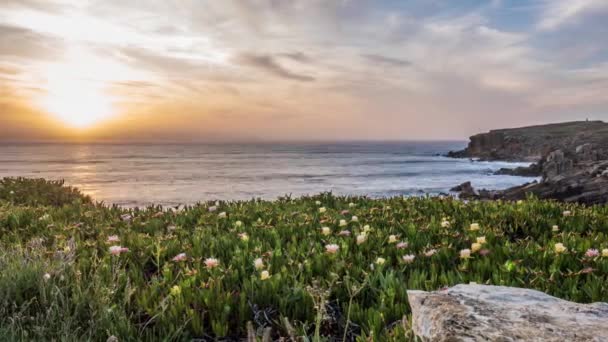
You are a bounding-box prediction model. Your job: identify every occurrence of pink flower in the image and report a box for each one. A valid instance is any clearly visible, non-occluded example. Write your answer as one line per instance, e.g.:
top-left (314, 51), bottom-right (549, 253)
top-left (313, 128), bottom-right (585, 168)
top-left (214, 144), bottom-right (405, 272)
top-left (338, 230), bottom-right (351, 237)
top-left (396, 242), bottom-right (408, 249)
top-left (107, 235), bottom-right (120, 243)
top-left (204, 258), bottom-right (220, 269)
top-left (109, 245), bottom-right (128, 256)
top-left (325, 244), bottom-right (340, 254)
top-left (402, 254), bottom-right (415, 264)
top-left (479, 249), bottom-right (491, 256)
top-left (585, 248), bottom-right (600, 258)
top-left (340, 210), bottom-right (350, 215)
top-left (172, 253), bottom-right (187, 262)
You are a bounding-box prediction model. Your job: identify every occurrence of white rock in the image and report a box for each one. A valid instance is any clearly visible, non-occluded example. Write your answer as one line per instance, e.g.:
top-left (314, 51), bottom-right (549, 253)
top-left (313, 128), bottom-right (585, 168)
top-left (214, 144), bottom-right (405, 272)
top-left (407, 284), bottom-right (608, 341)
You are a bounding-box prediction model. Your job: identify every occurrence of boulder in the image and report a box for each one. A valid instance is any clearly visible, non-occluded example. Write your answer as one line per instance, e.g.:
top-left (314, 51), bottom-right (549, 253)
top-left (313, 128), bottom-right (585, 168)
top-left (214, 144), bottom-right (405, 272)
top-left (450, 182), bottom-right (478, 199)
top-left (407, 284), bottom-right (608, 341)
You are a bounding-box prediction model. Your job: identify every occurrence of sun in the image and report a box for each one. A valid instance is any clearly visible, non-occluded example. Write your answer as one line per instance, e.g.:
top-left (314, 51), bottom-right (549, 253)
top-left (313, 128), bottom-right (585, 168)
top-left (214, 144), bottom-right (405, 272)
top-left (37, 47), bottom-right (120, 129)
top-left (41, 79), bottom-right (113, 128)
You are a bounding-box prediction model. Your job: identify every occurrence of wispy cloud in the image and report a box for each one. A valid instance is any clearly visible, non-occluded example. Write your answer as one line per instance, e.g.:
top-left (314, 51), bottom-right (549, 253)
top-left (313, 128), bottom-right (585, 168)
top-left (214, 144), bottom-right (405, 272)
top-left (235, 53), bottom-right (316, 82)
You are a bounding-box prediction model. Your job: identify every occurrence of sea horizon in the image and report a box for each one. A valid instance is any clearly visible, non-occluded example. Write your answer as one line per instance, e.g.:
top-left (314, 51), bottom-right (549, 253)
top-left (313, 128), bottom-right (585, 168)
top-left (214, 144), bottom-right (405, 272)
top-left (0, 141), bottom-right (535, 207)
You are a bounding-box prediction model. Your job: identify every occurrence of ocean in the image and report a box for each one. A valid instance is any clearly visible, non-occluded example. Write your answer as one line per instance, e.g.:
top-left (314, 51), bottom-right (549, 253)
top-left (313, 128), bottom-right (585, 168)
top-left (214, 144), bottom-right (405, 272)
top-left (0, 142), bottom-right (535, 207)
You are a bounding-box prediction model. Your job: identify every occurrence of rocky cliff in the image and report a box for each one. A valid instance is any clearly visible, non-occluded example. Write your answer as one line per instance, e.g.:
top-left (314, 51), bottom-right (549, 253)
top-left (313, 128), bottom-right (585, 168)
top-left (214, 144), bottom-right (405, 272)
top-left (447, 121), bottom-right (608, 162)
top-left (449, 121), bottom-right (608, 205)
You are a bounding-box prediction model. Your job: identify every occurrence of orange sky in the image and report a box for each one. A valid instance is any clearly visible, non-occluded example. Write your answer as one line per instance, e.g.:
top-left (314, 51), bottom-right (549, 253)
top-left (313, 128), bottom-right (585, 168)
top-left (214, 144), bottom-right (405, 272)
top-left (1, 0), bottom-right (607, 142)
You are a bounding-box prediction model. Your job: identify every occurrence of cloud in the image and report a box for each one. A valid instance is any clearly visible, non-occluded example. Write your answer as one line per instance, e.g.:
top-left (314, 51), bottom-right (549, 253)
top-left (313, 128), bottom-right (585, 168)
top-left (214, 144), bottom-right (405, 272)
top-left (537, 0), bottom-right (608, 31)
top-left (361, 54), bottom-right (411, 67)
top-left (0, 24), bottom-right (64, 60)
top-left (235, 53), bottom-right (316, 82)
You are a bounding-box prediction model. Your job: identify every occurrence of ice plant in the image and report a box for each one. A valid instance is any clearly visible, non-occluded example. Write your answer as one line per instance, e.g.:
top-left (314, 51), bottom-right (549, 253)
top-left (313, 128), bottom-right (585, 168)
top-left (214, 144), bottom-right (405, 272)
top-left (469, 223), bottom-right (480, 231)
top-left (552, 225), bottom-right (559, 232)
top-left (363, 225), bottom-right (371, 233)
top-left (349, 202), bottom-right (356, 208)
top-left (460, 249), bottom-right (471, 259)
top-left (351, 216), bottom-right (358, 222)
top-left (319, 207), bottom-right (326, 213)
top-left (585, 249), bottom-right (600, 258)
top-left (554, 243), bottom-right (567, 254)
top-left (260, 270), bottom-right (270, 280)
top-left (375, 257), bottom-right (386, 265)
top-left (218, 212), bottom-right (227, 218)
top-left (424, 249), bottom-right (437, 257)
top-left (254, 258), bottom-right (264, 270)
top-left (208, 205), bottom-right (217, 212)
top-left (239, 233), bottom-right (249, 242)
top-left (476, 236), bottom-right (486, 244)
top-left (315, 200), bottom-right (322, 206)
top-left (563, 210), bottom-right (572, 217)
top-left (339, 219), bottom-right (347, 227)
top-left (402, 254), bottom-right (415, 264)
top-left (235, 220), bottom-right (243, 227)
top-left (388, 235), bottom-right (398, 243)
top-left (471, 242), bottom-right (482, 253)
top-left (107, 235), bottom-right (120, 243)
top-left (172, 253), bottom-right (187, 262)
top-left (396, 241), bottom-right (408, 249)
top-left (170, 285), bottom-right (181, 296)
top-left (204, 258), bottom-right (220, 269)
top-left (321, 227), bottom-right (331, 236)
top-left (109, 246), bottom-right (129, 255)
top-left (602, 249), bottom-right (608, 257)
top-left (325, 244), bottom-right (339, 254)
top-left (338, 230), bottom-right (351, 237)
top-left (43, 273), bottom-right (51, 281)
top-left (356, 233), bottom-right (367, 245)
top-left (441, 220), bottom-right (451, 228)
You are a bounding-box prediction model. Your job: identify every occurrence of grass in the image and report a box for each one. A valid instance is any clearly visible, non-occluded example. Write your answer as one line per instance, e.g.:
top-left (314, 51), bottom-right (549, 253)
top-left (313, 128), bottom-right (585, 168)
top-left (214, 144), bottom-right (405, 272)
top-left (0, 177), bottom-right (607, 341)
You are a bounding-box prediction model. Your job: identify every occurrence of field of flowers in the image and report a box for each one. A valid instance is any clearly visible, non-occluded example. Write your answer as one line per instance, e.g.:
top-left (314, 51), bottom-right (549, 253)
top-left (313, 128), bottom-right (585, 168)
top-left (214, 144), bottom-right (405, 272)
top-left (1, 178), bottom-right (608, 341)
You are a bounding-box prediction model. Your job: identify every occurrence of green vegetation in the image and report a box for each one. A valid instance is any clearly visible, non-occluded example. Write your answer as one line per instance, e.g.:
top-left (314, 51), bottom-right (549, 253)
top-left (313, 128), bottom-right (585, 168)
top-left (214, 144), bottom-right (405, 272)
top-left (1, 178), bottom-right (607, 341)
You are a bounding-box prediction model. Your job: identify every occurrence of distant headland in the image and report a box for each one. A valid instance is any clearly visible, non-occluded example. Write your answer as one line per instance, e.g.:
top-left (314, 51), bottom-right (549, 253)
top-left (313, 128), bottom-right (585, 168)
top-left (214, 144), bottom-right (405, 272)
top-left (448, 120), bottom-right (608, 205)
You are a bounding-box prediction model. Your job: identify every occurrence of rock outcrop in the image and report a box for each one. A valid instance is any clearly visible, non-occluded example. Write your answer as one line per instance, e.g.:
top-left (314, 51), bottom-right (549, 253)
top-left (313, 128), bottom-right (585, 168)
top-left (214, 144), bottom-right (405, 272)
top-left (448, 121), bottom-right (608, 204)
top-left (407, 284), bottom-right (608, 341)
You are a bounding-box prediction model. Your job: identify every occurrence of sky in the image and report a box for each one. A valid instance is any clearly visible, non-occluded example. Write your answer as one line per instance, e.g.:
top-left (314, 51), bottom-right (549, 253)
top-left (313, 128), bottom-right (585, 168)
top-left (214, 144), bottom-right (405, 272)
top-left (0, 0), bottom-right (607, 142)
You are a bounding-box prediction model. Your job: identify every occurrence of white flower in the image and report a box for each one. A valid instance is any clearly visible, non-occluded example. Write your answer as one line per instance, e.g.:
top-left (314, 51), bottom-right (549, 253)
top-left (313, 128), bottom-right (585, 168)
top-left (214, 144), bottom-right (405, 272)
top-left (315, 200), bottom-right (322, 206)
top-left (321, 227), bottom-right (331, 236)
top-left (469, 223), bottom-right (480, 231)
top-left (260, 270), bottom-right (270, 280)
top-left (476, 236), bottom-right (486, 244)
top-left (351, 216), bottom-right (358, 222)
top-left (460, 249), bottom-right (471, 259)
top-left (562, 210), bottom-right (572, 217)
top-left (339, 219), bottom-right (347, 227)
top-left (120, 214), bottom-right (132, 222)
top-left (517, 200), bottom-right (524, 205)
top-left (554, 243), bottom-right (567, 254)
top-left (356, 233), bottom-right (367, 245)
top-left (218, 212), bottom-right (227, 218)
top-left (338, 230), bottom-right (351, 237)
top-left (441, 220), bottom-right (451, 228)
top-left (375, 257), bottom-right (386, 265)
top-left (602, 249), bottom-right (608, 257)
top-left (254, 258), bottom-right (264, 270)
top-left (348, 202), bottom-right (356, 208)
top-left (402, 255), bottom-right (415, 264)
top-left (235, 220), bottom-right (243, 227)
top-left (43, 273), bottom-right (51, 281)
top-left (239, 233), bottom-right (249, 242)
top-left (363, 225), bottom-right (371, 232)
top-left (424, 249), bottom-right (437, 257)
top-left (208, 205), bottom-right (217, 212)
top-left (388, 235), bottom-right (398, 244)
top-left (396, 242), bottom-right (408, 249)
top-left (325, 244), bottom-right (339, 254)
top-left (471, 243), bottom-right (482, 253)
top-left (172, 253), bottom-right (187, 262)
top-left (319, 207), bottom-right (327, 213)
top-left (552, 225), bottom-right (559, 232)
top-left (204, 258), bottom-right (220, 269)
top-left (9, 190), bottom-right (14, 195)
